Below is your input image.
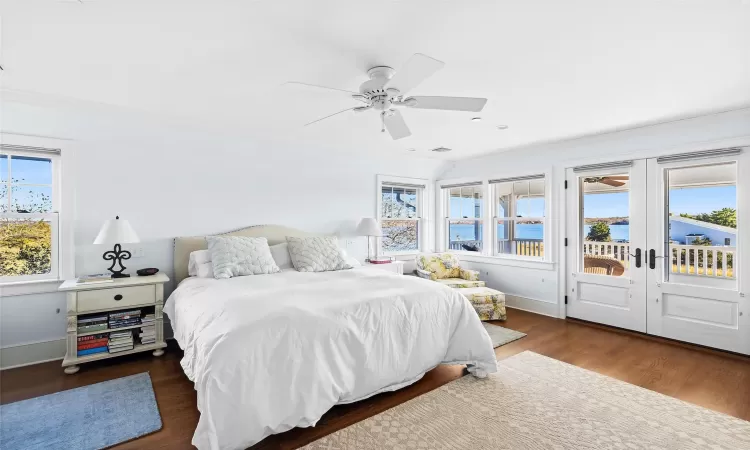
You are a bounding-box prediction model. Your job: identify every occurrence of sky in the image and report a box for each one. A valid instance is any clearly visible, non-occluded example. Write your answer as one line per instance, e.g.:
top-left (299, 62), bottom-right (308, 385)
top-left (584, 185), bottom-right (736, 219)
top-left (1, 155), bottom-right (53, 212)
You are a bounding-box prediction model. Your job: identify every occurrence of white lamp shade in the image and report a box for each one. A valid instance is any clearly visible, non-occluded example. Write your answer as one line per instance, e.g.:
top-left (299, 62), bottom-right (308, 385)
top-left (356, 218), bottom-right (382, 236)
top-left (93, 217), bottom-right (140, 245)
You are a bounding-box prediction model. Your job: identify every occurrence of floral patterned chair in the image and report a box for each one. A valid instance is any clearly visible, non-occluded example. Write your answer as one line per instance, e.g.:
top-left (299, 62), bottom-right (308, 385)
top-left (415, 253), bottom-right (507, 321)
top-left (415, 253), bottom-right (486, 288)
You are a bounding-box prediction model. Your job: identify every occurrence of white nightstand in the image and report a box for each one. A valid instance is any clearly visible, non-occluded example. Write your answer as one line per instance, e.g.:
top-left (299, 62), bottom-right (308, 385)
top-left (58, 273), bottom-right (169, 374)
top-left (363, 260), bottom-right (404, 275)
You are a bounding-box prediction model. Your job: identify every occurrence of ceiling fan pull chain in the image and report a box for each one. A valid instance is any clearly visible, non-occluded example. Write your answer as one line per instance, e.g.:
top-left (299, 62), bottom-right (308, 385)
top-left (381, 112), bottom-right (386, 133)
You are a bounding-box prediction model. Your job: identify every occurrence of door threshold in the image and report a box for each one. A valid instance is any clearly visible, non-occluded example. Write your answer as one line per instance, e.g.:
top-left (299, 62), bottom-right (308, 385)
top-left (566, 317), bottom-right (750, 361)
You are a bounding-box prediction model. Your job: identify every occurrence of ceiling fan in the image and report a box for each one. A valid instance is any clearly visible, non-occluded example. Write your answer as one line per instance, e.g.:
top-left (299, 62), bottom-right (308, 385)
top-left (584, 176), bottom-right (629, 187)
top-left (282, 53), bottom-right (488, 140)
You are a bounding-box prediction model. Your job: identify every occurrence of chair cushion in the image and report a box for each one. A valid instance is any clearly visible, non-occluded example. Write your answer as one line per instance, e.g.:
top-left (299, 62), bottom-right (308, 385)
top-left (416, 253), bottom-right (462, 280)
top-left (437, 278), bottom-right (486, 289)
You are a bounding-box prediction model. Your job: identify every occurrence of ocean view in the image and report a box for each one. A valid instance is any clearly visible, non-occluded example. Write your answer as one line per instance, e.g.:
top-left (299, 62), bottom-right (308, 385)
top-left (449, 223), bottom-right (630, 241)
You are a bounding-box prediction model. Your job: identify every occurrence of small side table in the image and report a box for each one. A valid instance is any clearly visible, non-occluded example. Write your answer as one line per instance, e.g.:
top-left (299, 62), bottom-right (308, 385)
top-left (363, 261), bottom-right (404, 275)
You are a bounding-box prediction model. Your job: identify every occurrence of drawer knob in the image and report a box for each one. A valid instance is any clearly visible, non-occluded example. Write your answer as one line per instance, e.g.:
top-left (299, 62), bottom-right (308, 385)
top-left (114, 294), bottom-right (123, 301)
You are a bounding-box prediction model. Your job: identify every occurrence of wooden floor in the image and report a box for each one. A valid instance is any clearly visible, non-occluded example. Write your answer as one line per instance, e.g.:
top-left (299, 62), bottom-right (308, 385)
top-left (2, 309), bottom-right (749, 449)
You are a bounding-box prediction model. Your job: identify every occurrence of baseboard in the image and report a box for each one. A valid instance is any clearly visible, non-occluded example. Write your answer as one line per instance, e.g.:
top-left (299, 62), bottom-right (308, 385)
top-left (0, 339), bottom-right (66, 370)
top-left (505, 294), bottom-right (560, 318)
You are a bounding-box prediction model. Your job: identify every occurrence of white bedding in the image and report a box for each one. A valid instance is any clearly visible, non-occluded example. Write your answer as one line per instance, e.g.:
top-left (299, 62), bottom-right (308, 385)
top-left (165, 268), bottom-right (498, 450)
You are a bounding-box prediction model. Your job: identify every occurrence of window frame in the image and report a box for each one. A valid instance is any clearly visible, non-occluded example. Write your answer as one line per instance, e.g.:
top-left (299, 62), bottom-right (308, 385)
top-left (376, 175), bottom-right (431, 256)
top-left (491, 177), bottom-right (547, 260)
top-left (1, 135), bottom-right (73, 288)
top-left (437, 171), bottom-right (552, 264)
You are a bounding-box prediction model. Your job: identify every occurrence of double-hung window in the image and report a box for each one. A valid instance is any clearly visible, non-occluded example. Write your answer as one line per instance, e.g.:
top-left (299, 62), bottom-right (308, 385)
top-left (379, 180), bottom-right (425, 253)
top-left (444, 182), bottom-right (484, 252)
top-left (490, 174), bottom-right (546, 258)
top-left (0, 146), bottom-right (61, 283)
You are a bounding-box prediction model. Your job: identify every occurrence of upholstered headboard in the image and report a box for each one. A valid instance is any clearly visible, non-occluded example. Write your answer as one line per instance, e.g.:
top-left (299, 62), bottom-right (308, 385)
top-left (173, 224), bottom-right (316, 284)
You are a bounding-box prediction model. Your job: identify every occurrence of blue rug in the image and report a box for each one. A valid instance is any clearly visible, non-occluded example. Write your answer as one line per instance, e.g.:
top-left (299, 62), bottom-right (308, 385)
top-left (0, 372), bottom-right (162, 450)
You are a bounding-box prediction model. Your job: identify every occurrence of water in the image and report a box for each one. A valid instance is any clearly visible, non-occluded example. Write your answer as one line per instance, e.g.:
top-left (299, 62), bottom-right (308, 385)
top-left (449, 223), bottom-right (630, 241)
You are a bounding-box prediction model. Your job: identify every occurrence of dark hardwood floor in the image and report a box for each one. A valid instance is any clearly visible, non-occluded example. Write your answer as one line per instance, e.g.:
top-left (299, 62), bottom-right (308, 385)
top-left (2, 309), bottom-right (749, 449)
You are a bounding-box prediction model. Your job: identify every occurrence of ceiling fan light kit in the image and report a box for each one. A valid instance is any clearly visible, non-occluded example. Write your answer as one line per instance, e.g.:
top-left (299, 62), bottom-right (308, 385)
top-left (430, 147), bottom-right (452, 153)
top-left (285, 53), bottom-right (489, 140)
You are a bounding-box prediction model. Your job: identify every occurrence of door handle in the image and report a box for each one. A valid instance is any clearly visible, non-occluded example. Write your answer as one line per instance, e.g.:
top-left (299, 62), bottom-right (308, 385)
top-left (649, 249), bottom-right (656, 269)
top-left (634, 248), bottom-right (641, 268)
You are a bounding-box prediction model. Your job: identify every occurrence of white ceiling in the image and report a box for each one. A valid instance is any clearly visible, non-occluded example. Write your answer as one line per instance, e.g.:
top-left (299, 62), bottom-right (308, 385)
top-left (1, 0), bottom-right (749, 160)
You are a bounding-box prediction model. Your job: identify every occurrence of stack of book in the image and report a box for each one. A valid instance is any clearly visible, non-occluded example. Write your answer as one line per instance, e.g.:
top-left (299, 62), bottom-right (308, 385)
top-left (77, 333), bottom-right (109, 356)
top-left (140, 313), bottom-right (156, 344)
top-left (108, 309), bottom-right (142, 329)
top-left (108, 330), bottom-right (134, 353)
top-left (75, 273), bottom-right (113, 285)
top-left (77, 315), bottom-right (108, 334)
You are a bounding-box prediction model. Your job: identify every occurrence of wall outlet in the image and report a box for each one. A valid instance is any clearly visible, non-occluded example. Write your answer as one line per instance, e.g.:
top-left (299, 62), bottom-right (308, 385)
top-left (130, 246), bottom-right (145, 258)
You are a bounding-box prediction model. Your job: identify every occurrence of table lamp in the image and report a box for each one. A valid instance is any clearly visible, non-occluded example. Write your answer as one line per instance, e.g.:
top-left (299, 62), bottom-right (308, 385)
top-left (93, 216), bottom-right (140, 278)
top-left (357, 218), bottom-right (383, 262)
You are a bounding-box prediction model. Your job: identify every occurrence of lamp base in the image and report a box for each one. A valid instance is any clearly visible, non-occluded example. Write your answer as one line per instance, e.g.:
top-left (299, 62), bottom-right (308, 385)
top-left (111, 273), bottom-right (131, 278)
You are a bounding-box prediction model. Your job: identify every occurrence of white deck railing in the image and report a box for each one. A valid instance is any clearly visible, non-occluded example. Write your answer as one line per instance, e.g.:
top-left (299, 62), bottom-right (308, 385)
top-left (670, 244), bottom-right (735, 278)
top-left (582, 241), bottom-right (630, 267)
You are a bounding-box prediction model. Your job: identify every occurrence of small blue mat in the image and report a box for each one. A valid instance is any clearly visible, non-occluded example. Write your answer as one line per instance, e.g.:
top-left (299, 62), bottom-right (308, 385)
top-left (0, 372), bottom-right (162, 450)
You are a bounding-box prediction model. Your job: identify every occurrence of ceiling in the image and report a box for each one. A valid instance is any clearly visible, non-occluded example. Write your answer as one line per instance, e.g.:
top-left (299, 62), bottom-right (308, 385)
top-left (1, 0), bottom-right (749, 160)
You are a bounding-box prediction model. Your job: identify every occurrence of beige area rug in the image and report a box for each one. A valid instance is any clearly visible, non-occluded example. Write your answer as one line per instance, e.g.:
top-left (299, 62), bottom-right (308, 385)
top-left (302, 351), bottom-right (750, 449)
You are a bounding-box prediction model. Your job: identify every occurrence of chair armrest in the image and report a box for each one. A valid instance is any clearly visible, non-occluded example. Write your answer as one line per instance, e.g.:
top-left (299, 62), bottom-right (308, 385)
top-left (415, 269), bottom-right (435, 280)
top-left (459, 269), bottom-right (480, 281)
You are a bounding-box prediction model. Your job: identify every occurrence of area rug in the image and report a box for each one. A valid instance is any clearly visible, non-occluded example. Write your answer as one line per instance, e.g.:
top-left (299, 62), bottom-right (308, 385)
top-left (482, 322), bottom-right (526, 348)
top-left (0, 372), bottom-right (162, 450)
top-left (301, 351), bottom-right (750, 449)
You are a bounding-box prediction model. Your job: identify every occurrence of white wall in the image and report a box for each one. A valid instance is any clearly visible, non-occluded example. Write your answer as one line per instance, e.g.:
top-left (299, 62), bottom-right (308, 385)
top-left (0, 97), bottom-right (447, 368)
top-left (439, 108), bottom-right (750, 317)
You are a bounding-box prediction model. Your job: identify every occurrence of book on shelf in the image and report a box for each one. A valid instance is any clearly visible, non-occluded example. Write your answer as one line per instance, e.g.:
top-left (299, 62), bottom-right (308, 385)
top-left (76, 273), bottom-right (114, 284)
top-left (109, 309), bottom-right (142, 319)
top-left (77, 315), bottom-right (108, 324)
top-left (77, 324), bottom-right (108, 333)
top-left (108, 319), bottom-right (141, 329)
top-left (78, 333), bottom-right (109, 342)
top-left (109, 330), bottom-right (133, 338)
top-left (78, 339), bottom-right (109, 350)
top-left (77, 347), bottom-right (108, 357)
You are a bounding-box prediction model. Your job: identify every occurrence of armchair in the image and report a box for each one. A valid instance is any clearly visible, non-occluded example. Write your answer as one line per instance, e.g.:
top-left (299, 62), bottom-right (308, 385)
top-left (415, 253), bottom-right (486, 289)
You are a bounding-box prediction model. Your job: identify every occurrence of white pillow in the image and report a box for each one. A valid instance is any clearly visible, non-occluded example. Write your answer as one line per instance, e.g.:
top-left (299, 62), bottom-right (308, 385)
top-left (269, 242), bottom-right (293, 269)
top-left (188, 249), bottom-right (212, 276)
top-left (195, 261), bottom-right (214, 278)
top-left (207, 236), bottom-right (280, 279)
top-left (339, 248), bottom-right (361, 267)
top-left (286, 236), bottom-right (353, 272)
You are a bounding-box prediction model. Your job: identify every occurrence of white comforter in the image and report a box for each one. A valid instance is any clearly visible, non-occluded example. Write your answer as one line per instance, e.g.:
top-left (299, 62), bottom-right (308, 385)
top-left (164, 268), bottom-right (497, 450)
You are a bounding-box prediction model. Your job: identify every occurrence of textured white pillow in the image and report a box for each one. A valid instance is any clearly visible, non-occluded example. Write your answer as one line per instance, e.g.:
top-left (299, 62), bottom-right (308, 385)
top-left (188, 249), bottom-right (212, 276)
top-left (286, 236), bottom-right (353, 272)
top-left (269, 243), bottom-right (293, 270)
top-left (207, 236), bottom-right (280, 279)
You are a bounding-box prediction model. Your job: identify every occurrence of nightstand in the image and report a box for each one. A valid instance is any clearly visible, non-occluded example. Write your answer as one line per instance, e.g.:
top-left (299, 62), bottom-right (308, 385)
top-left (58, 273), bottom-right (169, 374)
top-left (363, 260), bottom-right (405, 275)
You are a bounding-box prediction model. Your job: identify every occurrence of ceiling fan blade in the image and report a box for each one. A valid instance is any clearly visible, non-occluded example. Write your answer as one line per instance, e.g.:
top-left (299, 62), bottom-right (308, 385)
top-left (383, 110), bottom-right (412, 140)
top-left (406, 96), bottom-right (487, 112)
top-left (599, 178), bottom-right (626, 187)
top-left (304, 107), bottom-right (357, 126)
top-left (282, 81), bottom-right (359, 96)
top-left (606, 176), bottom-right (629, 180)
top-left (385, 53), bottom-right (445, 95)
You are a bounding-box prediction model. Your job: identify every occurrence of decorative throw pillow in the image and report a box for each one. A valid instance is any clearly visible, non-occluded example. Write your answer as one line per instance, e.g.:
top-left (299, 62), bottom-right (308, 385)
top-left (206, 236), bottom-right (280, 279)
top-left (188, 249), bottom-right (212, 276)
top-left (286, 236), bottom-right (353, 272)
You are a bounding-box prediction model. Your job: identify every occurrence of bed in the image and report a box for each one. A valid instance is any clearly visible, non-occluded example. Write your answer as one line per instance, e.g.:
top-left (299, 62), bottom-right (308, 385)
top-left (165, 225), bottom-right (498, 450)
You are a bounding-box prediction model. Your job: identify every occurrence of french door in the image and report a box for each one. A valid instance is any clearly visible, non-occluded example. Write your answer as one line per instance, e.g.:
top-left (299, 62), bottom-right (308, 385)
top-left (566, 150), bottom-right (749, 355)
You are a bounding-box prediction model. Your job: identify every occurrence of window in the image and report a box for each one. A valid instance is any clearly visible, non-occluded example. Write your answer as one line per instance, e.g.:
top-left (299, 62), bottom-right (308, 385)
top-left (491, 175), bottom-right (546, 258)
top-left (439, 174), bottom-right (548, 261)
top-left (378, 178), bottom-right (427, 253)
top-left (445, 183), bottom-right (484, 252)
top-left (0, 146), bottom-right (61, 283)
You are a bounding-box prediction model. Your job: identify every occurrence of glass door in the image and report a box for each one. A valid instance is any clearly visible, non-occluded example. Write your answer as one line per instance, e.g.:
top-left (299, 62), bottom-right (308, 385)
top-left (566, 160), bottom-right (648, 332)
top-left (647, 154), bottom-right (750, 354)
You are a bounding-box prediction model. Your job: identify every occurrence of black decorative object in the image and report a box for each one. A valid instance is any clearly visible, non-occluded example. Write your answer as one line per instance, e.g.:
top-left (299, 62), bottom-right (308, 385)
top-left (103, 243), bottom-right (132, 278)
top-left (137, 268), bottom-right (159, 276)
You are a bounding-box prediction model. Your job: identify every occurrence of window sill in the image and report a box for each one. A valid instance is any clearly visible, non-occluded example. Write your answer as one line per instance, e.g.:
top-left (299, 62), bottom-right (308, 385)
top-left (0, 279), bottom-right (63, 297)
top-left (449, 252), bottom-right (555, 271)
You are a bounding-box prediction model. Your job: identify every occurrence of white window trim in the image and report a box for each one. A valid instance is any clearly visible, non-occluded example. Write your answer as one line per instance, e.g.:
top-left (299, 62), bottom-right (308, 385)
top-left (376, 174), bottom-right (432, 256)
top-left (0, 134), bottom-right (75, 295)
top-left (436, 170), bottom-right (553, 267)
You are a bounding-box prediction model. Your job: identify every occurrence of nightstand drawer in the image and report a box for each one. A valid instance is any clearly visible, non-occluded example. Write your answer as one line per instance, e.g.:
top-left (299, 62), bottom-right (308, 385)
top-left (77, 285), bottom-right (156, 312)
